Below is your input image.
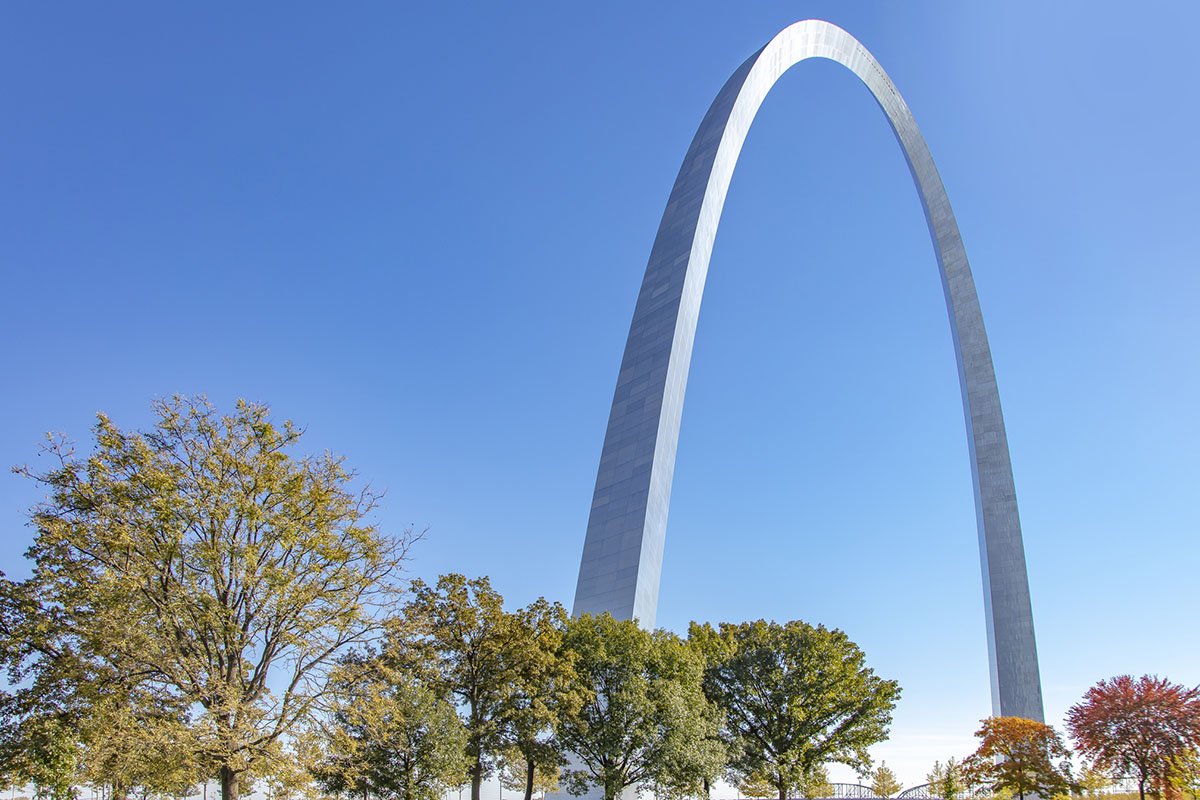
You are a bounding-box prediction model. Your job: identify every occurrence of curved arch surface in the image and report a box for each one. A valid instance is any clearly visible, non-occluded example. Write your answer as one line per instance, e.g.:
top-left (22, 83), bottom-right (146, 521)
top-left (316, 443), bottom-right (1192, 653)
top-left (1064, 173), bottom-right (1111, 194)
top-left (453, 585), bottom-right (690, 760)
top-left (571, 20), bottom-right (1043, 721)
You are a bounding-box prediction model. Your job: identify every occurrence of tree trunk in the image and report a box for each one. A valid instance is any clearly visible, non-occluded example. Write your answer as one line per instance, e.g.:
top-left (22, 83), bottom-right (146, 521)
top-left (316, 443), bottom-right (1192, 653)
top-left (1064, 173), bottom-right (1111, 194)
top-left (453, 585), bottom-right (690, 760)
top-left (1138, 778), bottom-right (1146, 800)
top-left (779, 780), bottom-right (788, 800)
top-left (703, 778), bottom-right (711, 800)
top-left (524, 757), bottom-right (535, 800)
top-left (220, 766), bottom-right (239, 800)
top-left (471, 757), bottom-right (483, 800)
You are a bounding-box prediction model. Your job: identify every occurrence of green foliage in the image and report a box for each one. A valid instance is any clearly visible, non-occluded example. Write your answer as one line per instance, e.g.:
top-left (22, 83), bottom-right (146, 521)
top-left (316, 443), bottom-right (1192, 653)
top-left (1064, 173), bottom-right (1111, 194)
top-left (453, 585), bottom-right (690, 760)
top-left (738, 765), bottom-right (830, 800)
top-left (500, 597), bottom-right (574, 800)
top-left (383, 579), bottom-right (576, 800)
top-left (0, 568), bottom-right (199, 800)
top-left (497, 747), bottom-right (560, 798)
top-left (313, 655), bottom-right (468, 800)
top-left (689, 619), bottom-right (899, 800)
top-left (8, 397), bottom-right (417, 800)
top-left (927, 759), bottom-right (964, 800)
top-left (871, 762), bottom-right (902, 798)
top-left (392, 574), bottom-right (527, 800)
top-left (796, 765), bottom-right (833, 799)
top-left (1076, 764), bottom-right (1111, 797)
top-left (73, 691), bottom-right (202, 797)
top-left (556, 614), bottom-right (722, 800)
top-left (1169, 749), bottom-right (1200, 800)
top-left (7, 716), bottom-right (78, 800)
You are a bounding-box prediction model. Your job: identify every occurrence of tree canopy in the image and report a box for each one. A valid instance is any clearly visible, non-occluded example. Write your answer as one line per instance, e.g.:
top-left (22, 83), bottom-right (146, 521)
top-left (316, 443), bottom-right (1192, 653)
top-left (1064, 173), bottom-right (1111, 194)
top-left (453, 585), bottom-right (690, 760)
top-left (556, 613), bottom-right (723, 800)
top-left (926, 759), bottom-right (965, 800)
top-left (313, 654), bottom-right (468, 800)
top-left (498, 597), bottom-right (574, 800)
top-left (871, 761), bottom-right (902, 798)
top-left (963, 716), bottom-right (1074, 800)
top-left (1067, 674), bottom-right (1200, 800)
top-left (390, 574), bottom-right (531, 800)
top-left (2, 397), bottom-right (418, 800)
top-left (689, 619), bottom-right (899, 800)
top-left (0, 397), bottom-right (916, 800)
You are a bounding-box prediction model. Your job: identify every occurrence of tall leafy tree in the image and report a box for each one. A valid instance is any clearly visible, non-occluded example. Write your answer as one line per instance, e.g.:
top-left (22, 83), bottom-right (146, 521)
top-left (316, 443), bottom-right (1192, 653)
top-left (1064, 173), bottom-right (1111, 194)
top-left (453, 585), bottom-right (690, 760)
top-left (689, 620), bottom-right (899, 800)
top-left (8, 397), bottom-right (417, 800)
top-left (871, 762), bottom-right (902, 798)
top-left (557, 614), bottom-right (722, 800)
top-left (650, 709), bottom-right (727, 800)
top-left (962, 717), bottom-right (1074, 800)
top-left (1067, 675), bottom-right (1200, 800)
top-left (313, 654), bottom-right (468, 800)
top-left (679, 632), bottom-right (732, 800)
top-left (393, 574), bottom-right (522, 800)
top-left (500, 598), bottom-right (574, 800)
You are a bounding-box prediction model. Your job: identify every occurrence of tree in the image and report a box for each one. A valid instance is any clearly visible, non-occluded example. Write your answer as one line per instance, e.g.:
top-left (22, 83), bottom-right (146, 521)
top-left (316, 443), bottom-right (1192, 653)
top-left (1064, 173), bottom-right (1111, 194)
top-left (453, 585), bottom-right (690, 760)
top-left (1168, 749), bottom-right (1200, 800)
top-left (682, 630), bottom-right (734, 800)
top-left (689, 620), bottom-right (900, 800)
top-left (251, 737), bottom-right (316, 800)
top-left (497, 749), bottom-right (560, 800)
top-left (1067, 675), bottom-right (1200, 800)
top-left (926, 759), bottom-right (963, 800)
top-left (1076, 764), bottom-right (1112, 798)
top-left (313, 654), bottom-right (468, 800)
top-left (556, 614), bottom-right (721, 800)
top-left (392, 574), bottom-right (526, 800)
top-left (10, 397), bottom-right (418, 800)
top-left (796, 765), bottom-right (833, 799)
top-left (740, 766), bottom-right (831, 800)
top-left (738, 771), bottom-right (779, 799)
top-left (649, 710), bottom-right (727, 800)
top-left (0, 714), bottom-right (78, 800)
top-left (500, 598), bottom-right (573, 800)
top-left (963, 717), bottom-right (1074, 800)
top-left (73, 691), bottom-right (201, 799)
top-left (871, 762), bottom-right (902, 798)
top-left (0, 573), bottom-right (83, 798)
top-left (0, 569), bottom-right (200, 800)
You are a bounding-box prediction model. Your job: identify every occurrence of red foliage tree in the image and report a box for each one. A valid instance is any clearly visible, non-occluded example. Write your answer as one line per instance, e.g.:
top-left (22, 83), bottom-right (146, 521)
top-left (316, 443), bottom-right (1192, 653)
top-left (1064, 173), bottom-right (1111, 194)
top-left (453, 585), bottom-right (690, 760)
top-left (1066, 675), bottom-right (1200, 800)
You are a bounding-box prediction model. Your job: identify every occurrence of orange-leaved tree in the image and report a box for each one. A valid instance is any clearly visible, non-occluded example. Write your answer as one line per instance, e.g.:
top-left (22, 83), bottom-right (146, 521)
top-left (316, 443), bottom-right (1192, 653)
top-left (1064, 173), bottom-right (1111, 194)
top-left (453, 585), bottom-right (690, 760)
top-left (1067, 675), bottom-right (1200, 800)
top-left (962, 716), bottom-right (1074, 800)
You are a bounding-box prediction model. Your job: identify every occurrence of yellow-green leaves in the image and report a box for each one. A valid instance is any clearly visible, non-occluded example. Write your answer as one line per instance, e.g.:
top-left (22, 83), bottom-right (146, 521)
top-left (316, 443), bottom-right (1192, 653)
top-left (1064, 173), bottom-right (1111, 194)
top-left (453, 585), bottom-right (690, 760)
top-left (8, 396), bottom-right (418, 800)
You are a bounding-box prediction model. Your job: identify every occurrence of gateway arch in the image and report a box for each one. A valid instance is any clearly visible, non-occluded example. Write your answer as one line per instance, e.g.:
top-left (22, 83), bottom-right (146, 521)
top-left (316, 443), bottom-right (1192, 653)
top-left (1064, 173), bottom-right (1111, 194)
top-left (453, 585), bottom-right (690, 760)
top-left (571, 20), bottom-right (1044, 721)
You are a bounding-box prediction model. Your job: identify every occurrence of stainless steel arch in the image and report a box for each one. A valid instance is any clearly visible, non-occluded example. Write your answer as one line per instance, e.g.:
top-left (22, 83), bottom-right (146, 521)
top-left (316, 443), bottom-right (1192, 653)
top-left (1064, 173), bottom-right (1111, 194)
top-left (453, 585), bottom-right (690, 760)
top-left (571, 20), bottom-right (1043, 721)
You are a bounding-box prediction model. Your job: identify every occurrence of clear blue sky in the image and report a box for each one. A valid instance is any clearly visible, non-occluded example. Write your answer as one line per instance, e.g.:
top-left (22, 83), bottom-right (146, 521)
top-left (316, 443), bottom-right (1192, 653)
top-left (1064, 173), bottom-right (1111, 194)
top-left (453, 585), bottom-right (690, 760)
top-left (3, 1), bottom-right (1197, 787)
